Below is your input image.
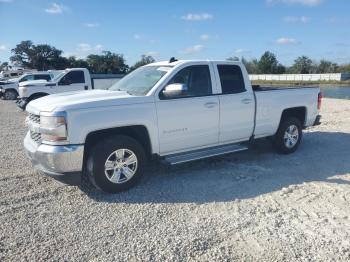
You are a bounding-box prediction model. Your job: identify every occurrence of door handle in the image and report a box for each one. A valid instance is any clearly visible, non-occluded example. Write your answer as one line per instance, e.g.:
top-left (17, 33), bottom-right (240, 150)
top-left (204, 102), bottom-right (218, 108)
top-left (241, 98), bottom-right (252, 104)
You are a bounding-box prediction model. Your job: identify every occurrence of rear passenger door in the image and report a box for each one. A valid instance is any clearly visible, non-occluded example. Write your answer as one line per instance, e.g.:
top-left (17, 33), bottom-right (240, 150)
top-left (56, 71), bottom-right (86, 93)
top-left (213, 63), bottom-right (255, 143)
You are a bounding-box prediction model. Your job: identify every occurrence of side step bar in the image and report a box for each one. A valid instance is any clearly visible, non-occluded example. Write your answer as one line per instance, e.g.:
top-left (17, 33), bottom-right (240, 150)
top-left (162, 143), bottom-right (249, 165)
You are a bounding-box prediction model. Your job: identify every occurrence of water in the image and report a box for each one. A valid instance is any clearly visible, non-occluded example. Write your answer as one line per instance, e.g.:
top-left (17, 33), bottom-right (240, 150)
top-left (320, 86), bottom-right (350, 100)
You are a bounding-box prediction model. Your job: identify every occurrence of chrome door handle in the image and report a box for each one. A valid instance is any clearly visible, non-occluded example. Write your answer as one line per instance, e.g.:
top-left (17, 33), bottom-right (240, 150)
top-left (204, 102), bottom-right (218, 108)
top-left (241, 98), bottom-right (252, 104)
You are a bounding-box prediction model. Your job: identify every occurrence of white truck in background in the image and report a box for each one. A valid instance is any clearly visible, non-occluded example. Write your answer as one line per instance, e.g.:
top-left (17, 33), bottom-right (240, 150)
top-left (17, 68), bottom-right (122, 109)
top-left (23, 59), bottom-right (322, 193)
top-left (0, 71), bottom-right (55, 100)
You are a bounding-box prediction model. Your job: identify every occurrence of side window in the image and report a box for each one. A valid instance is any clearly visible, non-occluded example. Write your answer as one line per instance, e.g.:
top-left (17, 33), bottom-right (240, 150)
top-left (59, 71), bottom-right (85, 85)
top-left (19, 75), bottom-right (34, 82)
top-left (161, 65), bottom-right (212, 99)
top-left (10, 73), bottom-right (18, 77)
top-left (34, 74), bottom-right (51, 81)
top-left (217, 65), bottom-right (246, 94)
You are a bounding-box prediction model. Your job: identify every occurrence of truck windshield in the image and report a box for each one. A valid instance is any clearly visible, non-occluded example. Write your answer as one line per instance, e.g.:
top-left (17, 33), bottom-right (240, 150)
top-left (109, 66), bottom-right (171, 95)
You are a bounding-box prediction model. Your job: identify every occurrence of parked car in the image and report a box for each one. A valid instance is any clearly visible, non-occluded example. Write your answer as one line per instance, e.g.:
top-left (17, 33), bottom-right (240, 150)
top-left (23, 59), bottom-right (322, 193)
top-left (17, 68), bottom-right (121, 109)
top-left (0, 72), bottom-right (54, 100)
top-left (0, 69), bottom-right (35, 80)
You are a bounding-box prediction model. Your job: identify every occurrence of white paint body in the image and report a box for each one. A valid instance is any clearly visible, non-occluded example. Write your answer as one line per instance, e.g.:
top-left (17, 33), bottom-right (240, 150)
top-left (26, 60), bottom-right (320, 158)
top-left (0, 72), bottom-right (54, 94)
top-left (18, 68), bottom-right (119, 99)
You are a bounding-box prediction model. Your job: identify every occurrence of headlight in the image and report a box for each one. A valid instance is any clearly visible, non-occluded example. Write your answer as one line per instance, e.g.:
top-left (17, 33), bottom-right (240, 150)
top-left (40, 115), bottom-right (67, 142)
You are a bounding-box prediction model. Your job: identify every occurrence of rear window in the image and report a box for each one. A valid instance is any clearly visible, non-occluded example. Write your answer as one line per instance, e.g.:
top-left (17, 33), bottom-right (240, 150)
top-left (34, 74), bottom-right (51, 81)
top-left (217, 65), bottom-right (246, 94)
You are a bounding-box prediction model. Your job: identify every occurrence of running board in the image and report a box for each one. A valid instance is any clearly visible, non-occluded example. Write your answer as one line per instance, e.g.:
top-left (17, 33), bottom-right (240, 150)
top-left (162, 144), bottom-right (249, 165)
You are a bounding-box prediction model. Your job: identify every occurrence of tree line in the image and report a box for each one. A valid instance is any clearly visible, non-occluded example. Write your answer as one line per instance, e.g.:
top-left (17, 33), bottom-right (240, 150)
top-left (1, 41), bottom-right (349, 74)
top-left (0, 40), bottom-right (155, 74)
top-left (228, 51), bottom-right (350, 74)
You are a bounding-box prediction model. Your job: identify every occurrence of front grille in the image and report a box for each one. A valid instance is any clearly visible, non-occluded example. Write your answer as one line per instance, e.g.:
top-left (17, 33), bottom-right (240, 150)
top-left (30, 130), bottom-right (41, 143)
top-left (28, 113), bottom-right (41, 143)
top-left (29, 113), bottom-right (40, 124)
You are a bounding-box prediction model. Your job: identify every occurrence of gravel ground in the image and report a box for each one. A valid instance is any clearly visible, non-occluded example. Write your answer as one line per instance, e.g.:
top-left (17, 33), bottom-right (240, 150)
top-left (0, 98), bottom-right (349, 261)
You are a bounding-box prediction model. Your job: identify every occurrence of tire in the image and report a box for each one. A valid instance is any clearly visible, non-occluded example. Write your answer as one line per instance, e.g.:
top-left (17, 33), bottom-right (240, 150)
top-left (3, 89), bottom-right (18, 100)
top-left (85, 135), bottom-right (146, 193)
top-left (273, 117), bottom-right (302, 154)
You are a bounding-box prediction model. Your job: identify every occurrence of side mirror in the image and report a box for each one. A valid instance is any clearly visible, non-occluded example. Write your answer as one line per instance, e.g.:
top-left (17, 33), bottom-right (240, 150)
top-left (162, 83), bottom-right (188, 98)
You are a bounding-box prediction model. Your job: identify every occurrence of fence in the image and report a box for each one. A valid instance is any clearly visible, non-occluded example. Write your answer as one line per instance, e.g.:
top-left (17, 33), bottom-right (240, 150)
top-left (249, 73), bottom-right (350, 82)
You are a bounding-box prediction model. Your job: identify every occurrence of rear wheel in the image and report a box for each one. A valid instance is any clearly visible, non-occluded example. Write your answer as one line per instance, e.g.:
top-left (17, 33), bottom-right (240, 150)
top-left (85, 135), bottom-right (146, 193)
top-left (3, 89), bottom-right (18, 100)
top-left (273, 117), bottom-right (302, 154)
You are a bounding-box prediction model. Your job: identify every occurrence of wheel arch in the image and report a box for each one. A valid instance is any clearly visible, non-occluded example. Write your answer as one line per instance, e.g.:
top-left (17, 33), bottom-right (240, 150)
top-left (279, 107), bottom-right (307, 129)
top-left (84, 125), bottom-right (153, 162)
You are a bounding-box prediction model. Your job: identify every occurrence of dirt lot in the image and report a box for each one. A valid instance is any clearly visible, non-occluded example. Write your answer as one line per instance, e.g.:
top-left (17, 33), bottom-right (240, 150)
top-left (0, 98), bottom-right (349, 261)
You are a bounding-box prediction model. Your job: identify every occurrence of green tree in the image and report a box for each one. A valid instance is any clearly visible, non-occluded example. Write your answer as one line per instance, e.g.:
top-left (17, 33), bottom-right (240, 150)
top-left (66, 56), bottom-right (89, 69)
top-left (258, 51), bottom-right (284, 74)
top-left (130, 55), bottom-right (155, 71)
top-left (337, 63), bottom-right (350, 73)
top-left (10, 40), bottom-right (64, 70)
top-left (290, 56), bottom-right (313, 74)
top-left (241, 57), bottom-right (259, 74)
top-left (87, 51), bottom-right (129, 74)
top-left (317, 59), bottom-right (338, 73)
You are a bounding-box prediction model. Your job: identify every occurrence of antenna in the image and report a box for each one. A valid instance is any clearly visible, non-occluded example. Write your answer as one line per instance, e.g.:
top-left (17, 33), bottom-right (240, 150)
top-left (169, 57), bottom-right (178, 63)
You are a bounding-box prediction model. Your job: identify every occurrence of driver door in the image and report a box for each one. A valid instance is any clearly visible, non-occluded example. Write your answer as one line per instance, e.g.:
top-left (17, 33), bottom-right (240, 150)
top-left (55, 71), bottom-right (86, 93)
top-left (156, 64), bottom-right (220, 155)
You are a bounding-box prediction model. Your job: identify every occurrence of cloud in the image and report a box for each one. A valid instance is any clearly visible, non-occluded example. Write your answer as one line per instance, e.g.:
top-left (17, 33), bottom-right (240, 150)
top-left (267, 0), bottom-right (323, 6)
top-left (181, 13), bottom-right (213, 21)
top-left (144, 51), bottom-right (159, 57)
top-left (326, 17), bottom-right (350, 25)
top-left (180, 44), bottom-right (204, 54)
top-left (200, 34), bottom-right (210, 41)
top-left (45, 3), bottom-right (67, 14)
top-left (0, 45), bottom-right (6, 51)
top-left (234, 48), bottom-right (250, 54)
top-left (283, 16), bottom-right (311, 23)
top-left (133, 34), bottom-right (141, 40)
top-left (76, 43), bottom-right (103, 52)
top-left (276, 37), bottom-right (299, 45)
top-left (84, 23), bottom-right (99, 28)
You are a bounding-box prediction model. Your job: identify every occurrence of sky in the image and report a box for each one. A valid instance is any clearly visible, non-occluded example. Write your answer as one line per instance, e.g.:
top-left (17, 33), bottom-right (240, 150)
top-left (0, 0), bottom-right (349, 66)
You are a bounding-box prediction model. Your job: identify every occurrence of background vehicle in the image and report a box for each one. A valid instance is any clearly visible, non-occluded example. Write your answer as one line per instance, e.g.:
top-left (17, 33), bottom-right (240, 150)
top-left (0, 69), bottom-right (35, 80)
top-left (0, 71), bottom-right (55, 100)
top-left (17, 68), bottom-right (122, 109)
top-left (23, 59), bottom-right (322, 193)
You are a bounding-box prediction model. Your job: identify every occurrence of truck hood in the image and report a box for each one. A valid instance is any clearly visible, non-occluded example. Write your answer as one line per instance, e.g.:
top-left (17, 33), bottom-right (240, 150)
top-left (19, 80), bottom-right (48, 87)
top-left (26, 89), bottom-right (152, 114)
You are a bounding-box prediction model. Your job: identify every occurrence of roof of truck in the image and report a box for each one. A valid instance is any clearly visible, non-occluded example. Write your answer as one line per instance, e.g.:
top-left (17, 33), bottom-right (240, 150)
top-left (148, 59), bottom-right (242, 67)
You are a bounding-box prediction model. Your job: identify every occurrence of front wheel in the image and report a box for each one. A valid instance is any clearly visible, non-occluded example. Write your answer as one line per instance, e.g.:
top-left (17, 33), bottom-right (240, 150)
top-left (85, 135), bottom-right (146, 193)
top-left (273, 117), bottom-right (302, 154)
top-left (3, 89), bottom-right (18, 100)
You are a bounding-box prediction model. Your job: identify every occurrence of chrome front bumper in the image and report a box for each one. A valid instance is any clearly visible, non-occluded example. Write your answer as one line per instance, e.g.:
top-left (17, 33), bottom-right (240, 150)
top-left (24, 132), bottom-right (84, 176)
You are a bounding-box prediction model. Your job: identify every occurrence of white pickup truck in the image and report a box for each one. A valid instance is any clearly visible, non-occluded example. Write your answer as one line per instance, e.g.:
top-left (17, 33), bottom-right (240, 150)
top-left (17, 68), bottom-right (121, 109)
top-left (0, 72), bottom-right (54, 100)
top-left (23, 59), bottom-right (322, 193)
